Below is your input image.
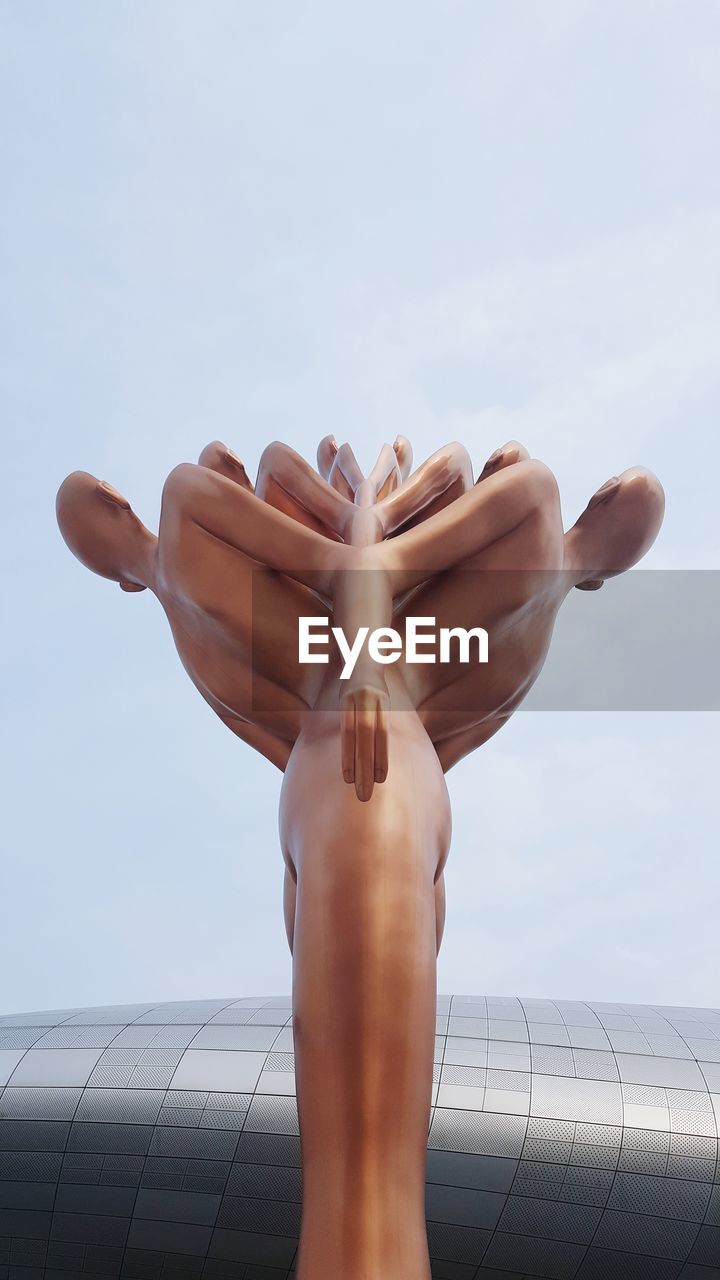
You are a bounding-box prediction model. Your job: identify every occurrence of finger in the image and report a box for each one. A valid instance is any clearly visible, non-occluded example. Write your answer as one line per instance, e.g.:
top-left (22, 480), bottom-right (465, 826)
top-left (317, 434), bottom-right (339, 479)
top-left (393, 435), bottom-right (413, 478)
top-left (355, 695), bottom-right (376, 802)
top-left (477, 441), bottom-right (529, 484)
top-left (341, 696), bottom-right (355, 784)
top-left (198, 441), bottom-right (254, 491)
top-left (374, 698), bottom-right (388, 784)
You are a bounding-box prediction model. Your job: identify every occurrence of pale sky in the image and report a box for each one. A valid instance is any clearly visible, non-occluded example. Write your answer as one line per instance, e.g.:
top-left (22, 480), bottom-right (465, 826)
top-left (1, 0), bottom-right (719, 1016)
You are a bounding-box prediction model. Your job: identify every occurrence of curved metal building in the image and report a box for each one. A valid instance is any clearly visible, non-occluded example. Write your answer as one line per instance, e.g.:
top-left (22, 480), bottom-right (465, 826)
top-left (1, 994), bottom-right (719, 1279)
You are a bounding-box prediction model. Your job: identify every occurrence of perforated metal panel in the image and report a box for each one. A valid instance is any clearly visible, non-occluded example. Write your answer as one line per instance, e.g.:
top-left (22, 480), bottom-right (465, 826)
top-left (1, 995), bottom-right (719, 1279)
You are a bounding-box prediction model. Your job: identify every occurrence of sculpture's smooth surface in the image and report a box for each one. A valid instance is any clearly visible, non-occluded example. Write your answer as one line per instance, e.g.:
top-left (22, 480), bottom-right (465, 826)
top-left (1, 994), bottom-right (719, 1279)
top-left (56, 439), bottom-right (664, 1277)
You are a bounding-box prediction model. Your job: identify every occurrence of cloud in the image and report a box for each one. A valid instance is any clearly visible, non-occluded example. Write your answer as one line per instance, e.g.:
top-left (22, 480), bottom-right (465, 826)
top-left (1, 0), bottom-right (719, 1011)
top-left (440, 712), bottom-right (720, 1006)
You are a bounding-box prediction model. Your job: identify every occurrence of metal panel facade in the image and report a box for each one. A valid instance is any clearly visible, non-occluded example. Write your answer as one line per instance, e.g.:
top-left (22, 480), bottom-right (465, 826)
top-left (1, 995), bottom-right (719, 1278)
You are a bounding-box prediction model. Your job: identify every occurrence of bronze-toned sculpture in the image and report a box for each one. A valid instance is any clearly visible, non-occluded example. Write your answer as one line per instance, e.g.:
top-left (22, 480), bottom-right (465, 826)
top-left (57, 438), bottom-right (664, 1278)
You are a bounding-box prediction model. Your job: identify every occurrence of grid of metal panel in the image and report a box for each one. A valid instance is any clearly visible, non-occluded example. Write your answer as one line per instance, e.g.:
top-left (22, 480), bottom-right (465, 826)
top-left (1, 995), bottom-right (719, 1279)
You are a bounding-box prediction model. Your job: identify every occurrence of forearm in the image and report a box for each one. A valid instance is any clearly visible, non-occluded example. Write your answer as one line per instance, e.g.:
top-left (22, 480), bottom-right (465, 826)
top-left (256, 442), bottom-right (349, 536)
top-left (165, 464), bottom-right (342, 594)
top-left (332, 550), bottom-right (394, 686)
top-left (291, 811), bottom-right (437, 1279)
top-left (388, 459), bottom-right (557, 593)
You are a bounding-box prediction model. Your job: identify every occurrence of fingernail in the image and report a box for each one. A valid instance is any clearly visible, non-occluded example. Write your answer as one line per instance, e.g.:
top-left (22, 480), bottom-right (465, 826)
top-left (224, 449), bottom-right (246, 471)
top-left (482, 449), bottom-right (505, 472)
top-left (98, 481), bottom-right (130, 509)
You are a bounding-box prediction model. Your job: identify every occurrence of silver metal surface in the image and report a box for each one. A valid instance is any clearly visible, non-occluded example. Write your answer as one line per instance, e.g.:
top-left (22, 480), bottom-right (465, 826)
top-left (1, 995), bottom-right (719, 1278)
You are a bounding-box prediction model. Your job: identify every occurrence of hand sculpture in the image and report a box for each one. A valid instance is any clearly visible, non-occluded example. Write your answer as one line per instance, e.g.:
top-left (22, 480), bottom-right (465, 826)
top-left (57, 438), bottom-right (663, 1280)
